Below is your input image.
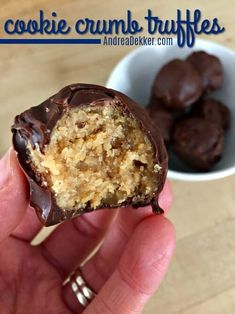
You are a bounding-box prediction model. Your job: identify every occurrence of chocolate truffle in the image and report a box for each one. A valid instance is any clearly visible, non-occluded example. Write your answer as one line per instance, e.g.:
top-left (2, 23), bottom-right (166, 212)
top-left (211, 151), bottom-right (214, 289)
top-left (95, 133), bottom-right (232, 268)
top-left (12, 84), bottom-right (168, 226)
top-left (173, 118), bottom-right (224, 171)
top-left (152, 59), bottom-right (202, 110)
top-left (191, 98), bottom-right (230, 131)
top-left (187, 51), bottom-right (223, 94)
top-left (146, 98), bottom-right (174, 144)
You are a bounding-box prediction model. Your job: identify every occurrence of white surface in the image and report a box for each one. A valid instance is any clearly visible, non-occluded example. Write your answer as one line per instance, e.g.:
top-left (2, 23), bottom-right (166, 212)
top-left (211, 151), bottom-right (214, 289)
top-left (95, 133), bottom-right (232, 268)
top-left (106, 39), bottom-right (235, 181)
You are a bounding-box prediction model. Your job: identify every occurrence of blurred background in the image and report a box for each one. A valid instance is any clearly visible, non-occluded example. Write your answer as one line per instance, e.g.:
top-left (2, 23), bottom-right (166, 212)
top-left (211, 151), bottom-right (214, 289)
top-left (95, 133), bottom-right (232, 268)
top-left (0, 1), bottom-right (234, 313)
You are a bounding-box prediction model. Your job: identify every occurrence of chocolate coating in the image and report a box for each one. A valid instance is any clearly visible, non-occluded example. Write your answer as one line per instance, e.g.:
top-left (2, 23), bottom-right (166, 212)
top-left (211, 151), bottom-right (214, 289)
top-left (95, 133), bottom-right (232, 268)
top-left (146, 97), bottom-right (174, 144)
top-left (173, 118), bottom-right (224, 171)
top-left (152, 59), bottom-right (202, 110)
top-left (187, 51), bottom-right (223, 94)
top-left (12, 84), bottom-right (168, 226)
top-left (191, 98), bottom-right (230, 131)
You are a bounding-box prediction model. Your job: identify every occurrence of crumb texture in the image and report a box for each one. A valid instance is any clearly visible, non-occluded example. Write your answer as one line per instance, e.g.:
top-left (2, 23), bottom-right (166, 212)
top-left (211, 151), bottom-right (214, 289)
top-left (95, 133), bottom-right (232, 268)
top-left (28, 104), bottom-right (158, 210)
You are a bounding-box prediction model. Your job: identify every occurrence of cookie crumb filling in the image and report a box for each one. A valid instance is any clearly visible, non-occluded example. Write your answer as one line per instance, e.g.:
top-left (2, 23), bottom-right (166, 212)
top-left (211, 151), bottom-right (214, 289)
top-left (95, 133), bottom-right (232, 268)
top-left (28, 104), bottom-right (159, 210)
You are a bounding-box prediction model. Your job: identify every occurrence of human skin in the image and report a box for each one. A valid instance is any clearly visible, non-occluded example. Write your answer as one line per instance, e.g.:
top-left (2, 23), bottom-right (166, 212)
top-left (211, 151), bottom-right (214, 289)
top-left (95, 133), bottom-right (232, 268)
top-left (0, 149), bottom-right (175, 314)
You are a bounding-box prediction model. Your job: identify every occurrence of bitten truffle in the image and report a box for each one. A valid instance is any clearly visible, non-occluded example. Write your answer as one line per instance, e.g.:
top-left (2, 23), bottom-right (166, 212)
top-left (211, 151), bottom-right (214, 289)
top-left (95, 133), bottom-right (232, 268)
top-left (187, 51), bottom-right (223, 94)
top-left (173, 118), bottom-right (224, 171)
top-left (12, 84), bottom-right (168, 226)
top-left (152, 59), bottom-right (202, 110)
top-left (146, 98), bottom-right (174, 144)
top-left (191, 98), bottom-right (230, 131)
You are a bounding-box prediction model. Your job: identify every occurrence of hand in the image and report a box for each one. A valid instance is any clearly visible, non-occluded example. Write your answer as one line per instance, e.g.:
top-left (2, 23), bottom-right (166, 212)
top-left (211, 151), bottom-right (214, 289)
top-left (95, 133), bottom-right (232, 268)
top-left (0, 149), bottom-right (175, 314)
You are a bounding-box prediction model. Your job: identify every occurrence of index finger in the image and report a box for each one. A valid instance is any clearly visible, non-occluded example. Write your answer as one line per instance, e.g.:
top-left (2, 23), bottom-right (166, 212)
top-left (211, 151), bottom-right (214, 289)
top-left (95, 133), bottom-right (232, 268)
top-left (0, 149), bottom-right (29, 242)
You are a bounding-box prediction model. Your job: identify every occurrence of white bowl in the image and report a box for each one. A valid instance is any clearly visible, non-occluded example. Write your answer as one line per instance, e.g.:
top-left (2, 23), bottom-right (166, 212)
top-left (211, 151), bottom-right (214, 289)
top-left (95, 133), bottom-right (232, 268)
top-left (106, 39), bottom-right (235, 181)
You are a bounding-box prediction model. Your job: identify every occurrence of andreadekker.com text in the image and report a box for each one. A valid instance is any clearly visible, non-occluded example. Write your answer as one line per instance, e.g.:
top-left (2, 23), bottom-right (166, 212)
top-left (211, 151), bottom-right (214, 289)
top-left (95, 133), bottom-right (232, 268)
top-left (103, 36), bottom-right (173, 46)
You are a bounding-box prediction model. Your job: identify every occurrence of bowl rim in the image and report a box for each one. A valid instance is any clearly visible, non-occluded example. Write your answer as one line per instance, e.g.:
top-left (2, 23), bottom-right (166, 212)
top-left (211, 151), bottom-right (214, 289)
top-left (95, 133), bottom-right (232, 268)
top-left (168, 167), bottom-right (235, 181)
top-left (106, 38), bottom-right (235, 182)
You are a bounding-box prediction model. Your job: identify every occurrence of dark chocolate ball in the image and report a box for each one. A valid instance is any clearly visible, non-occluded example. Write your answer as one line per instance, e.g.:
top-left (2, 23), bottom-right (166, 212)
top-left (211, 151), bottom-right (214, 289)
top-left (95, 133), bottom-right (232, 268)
top-left (152, 59), bottom-right (202, 110)
top-left (12, 84), bottom-right (168, 226)
top-left (191, 98), bottom-right (230, 131)
top-left (173, 118), bottom-right (224, 171)
top-left (146, 98), bottom-right (174, 144)
top-left (187, 51), bottom-right (223, 94)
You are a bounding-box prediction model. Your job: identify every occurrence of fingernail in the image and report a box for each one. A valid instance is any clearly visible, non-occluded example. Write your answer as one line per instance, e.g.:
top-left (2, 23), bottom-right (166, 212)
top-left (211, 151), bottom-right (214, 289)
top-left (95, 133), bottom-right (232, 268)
top-left (0, 149), bottom-right (12, 188)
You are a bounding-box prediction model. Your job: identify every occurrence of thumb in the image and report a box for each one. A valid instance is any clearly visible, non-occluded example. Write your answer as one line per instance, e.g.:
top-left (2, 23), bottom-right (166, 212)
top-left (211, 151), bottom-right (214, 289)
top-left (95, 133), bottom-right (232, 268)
top-left (0, 148), bottom-right (29, 243)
